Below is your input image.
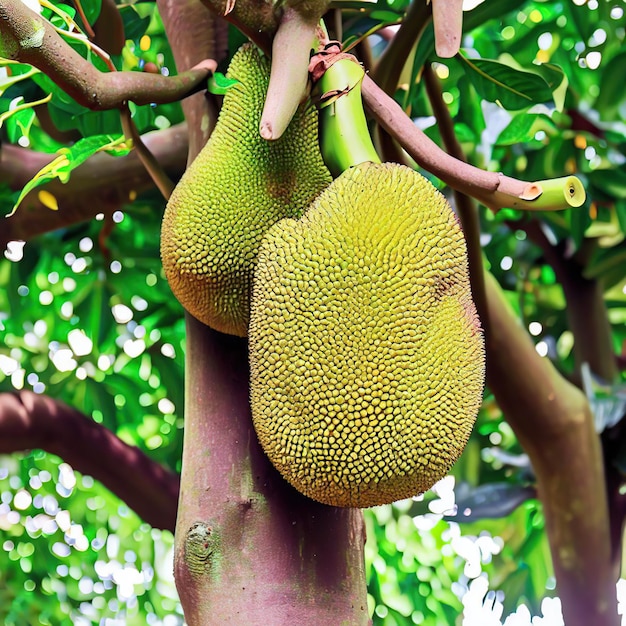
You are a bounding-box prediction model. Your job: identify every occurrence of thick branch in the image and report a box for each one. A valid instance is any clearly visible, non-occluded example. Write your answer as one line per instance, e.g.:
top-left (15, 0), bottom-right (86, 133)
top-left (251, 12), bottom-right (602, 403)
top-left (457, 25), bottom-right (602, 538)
top-left (157, 4), bottom-right (369, 621)
top-left (0, 390), bottom-right (179, 532)
top-left (158, 0), bottom-right (227, 162)
top-left (1, 123), bottom-right (189, 247)
top-left (421, 62), bottom-right (616, 625)
top-left (485, 272), bottom-right (617, 626)
top-left (0, 0), bottom-right (215, 110)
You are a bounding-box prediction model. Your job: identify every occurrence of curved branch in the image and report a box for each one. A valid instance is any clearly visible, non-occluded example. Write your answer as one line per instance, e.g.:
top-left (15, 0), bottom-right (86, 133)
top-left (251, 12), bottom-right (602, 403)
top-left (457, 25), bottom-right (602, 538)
top-left (1, 123), bottom-right (189, 247)
top-left (0, 390), bottom-right (179, 532)
top-left (362, 75), bottom-right (582, 212)
top-left (0, 0), bottom-right (216, 110)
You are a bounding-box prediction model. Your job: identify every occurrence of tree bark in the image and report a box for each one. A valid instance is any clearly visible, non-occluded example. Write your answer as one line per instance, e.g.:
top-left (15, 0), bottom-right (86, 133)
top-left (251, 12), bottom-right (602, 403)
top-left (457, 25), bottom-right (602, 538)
top-left (0, 391), bottom-right (179, 531)
top-left (523, 223), bottom-right (618, 383)
top-left (174, 317), bottom-right (369, 624)
top-left (423, 66), bottom-right (618, 626)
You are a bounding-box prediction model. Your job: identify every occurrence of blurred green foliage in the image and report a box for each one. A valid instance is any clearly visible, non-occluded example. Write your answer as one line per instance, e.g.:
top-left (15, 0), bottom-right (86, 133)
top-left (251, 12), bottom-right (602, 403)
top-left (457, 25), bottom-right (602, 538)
top-left (1, 0), bottom-right (626, 623)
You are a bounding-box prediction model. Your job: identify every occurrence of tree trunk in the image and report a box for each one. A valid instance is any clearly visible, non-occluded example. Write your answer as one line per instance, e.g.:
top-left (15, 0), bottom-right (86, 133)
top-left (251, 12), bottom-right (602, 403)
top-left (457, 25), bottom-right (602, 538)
top-left (157, 2), bottom-right (370, 621)
top-left (174, 316), bottom-right (369, 624)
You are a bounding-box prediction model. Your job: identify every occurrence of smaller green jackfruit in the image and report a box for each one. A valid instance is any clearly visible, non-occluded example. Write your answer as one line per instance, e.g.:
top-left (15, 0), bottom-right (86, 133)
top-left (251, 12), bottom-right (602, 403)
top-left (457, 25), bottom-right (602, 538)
top-left (249, 162), bottom-right (485, 508)
top-left (161, 44), bottom-right (331, 336)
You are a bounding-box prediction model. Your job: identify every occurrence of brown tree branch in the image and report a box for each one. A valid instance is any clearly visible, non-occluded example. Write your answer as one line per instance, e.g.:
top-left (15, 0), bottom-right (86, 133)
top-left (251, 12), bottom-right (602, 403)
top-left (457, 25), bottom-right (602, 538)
top-left (0, 0), bottom-right (216, 110)
top-left (157, 0), bottom-right (228, 163)
top-left (1, 123), bottom-right (189, 247)
top-left (371, 0), bottom-right (430, 94)
top-left (422, 63), bottom-right (489, 330)
top-left (157, 5), bottom-right (369, 622)
top-left (92, 0), bottom-right (125, 55)
top-left (0, 390), bottom-right (179, 532)
top-left (421, 61), bottom-right (617, 626)
top-left (484, 272), bottom-right (618, 626)
top-left (174, 317), bottom-right (369, 624)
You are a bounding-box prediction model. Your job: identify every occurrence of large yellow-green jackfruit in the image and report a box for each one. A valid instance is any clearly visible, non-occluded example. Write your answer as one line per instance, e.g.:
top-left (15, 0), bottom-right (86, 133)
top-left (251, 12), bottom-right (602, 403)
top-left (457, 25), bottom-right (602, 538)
top-left (160, 44), bottom-right (332, 336)
top-left (249, 162), bottom-right (485, 507)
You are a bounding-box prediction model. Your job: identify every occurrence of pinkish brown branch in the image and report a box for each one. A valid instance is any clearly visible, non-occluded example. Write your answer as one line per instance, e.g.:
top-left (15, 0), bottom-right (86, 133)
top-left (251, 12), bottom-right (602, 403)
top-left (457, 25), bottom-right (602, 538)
top-left (0, 0), bottom-right (216, 110)
top-left (0, 390), bottom-right (179, 532)
top-left (361, 75), bottom-right (561, 211)
top-left (484, 272), bottom-right (618, 626)
top-left (157, 0), bottom-right (228, 162)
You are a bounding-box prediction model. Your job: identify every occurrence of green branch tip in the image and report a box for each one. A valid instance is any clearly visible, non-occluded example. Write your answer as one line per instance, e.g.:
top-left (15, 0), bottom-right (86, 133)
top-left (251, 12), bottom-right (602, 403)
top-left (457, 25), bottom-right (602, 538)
top-left (518, 176), bottom-right (586, 211)
top-left (318, 58), bottom-right (380, 175)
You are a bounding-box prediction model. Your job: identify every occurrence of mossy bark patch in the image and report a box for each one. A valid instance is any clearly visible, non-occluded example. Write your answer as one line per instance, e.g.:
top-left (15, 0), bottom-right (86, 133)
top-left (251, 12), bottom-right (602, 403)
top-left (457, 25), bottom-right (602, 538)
top-left (184, 521), bottom-right (221, 580)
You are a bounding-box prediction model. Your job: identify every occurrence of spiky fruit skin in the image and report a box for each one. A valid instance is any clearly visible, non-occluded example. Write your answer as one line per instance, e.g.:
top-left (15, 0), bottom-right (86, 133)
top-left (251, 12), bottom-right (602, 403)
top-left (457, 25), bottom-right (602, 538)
top-left (160, 44), bottom-right (332, 336)
top-left (249, 162), bottom-right (485, 507)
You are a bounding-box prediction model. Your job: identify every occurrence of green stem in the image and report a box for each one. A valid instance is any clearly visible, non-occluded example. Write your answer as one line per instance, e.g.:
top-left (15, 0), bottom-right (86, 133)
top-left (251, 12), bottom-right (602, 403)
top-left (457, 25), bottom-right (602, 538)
top-left (318, 58), bottom-right (380, 175)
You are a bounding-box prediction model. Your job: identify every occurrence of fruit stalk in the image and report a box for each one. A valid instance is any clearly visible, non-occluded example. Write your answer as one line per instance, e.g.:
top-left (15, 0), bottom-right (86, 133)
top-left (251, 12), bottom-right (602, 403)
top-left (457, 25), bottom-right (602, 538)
top-left (317, 56), bottom-right (381, 175)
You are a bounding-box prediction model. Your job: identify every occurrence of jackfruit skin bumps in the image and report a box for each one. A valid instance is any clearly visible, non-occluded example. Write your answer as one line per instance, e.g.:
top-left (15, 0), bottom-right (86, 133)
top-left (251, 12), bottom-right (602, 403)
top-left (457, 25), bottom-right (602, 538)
top-left (249, 162), bottom-right (485, 507)
top-left (160, 44), bottom-right (332, 336)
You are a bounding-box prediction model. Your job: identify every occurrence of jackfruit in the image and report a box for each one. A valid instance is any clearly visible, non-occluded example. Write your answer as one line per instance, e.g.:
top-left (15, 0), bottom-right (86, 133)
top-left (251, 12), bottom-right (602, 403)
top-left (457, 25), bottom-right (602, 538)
top-left (160, 44), bottom-right (332, 336)
top-left (249, 161), bottom-right (485, 507)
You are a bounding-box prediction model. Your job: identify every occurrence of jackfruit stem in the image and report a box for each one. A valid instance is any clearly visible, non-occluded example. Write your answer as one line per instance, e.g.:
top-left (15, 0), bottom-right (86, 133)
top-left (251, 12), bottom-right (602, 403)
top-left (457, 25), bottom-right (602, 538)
top-left (260, 7), bottom-right (319, 140)
top-left (318, 58), bottom-right (381, 176)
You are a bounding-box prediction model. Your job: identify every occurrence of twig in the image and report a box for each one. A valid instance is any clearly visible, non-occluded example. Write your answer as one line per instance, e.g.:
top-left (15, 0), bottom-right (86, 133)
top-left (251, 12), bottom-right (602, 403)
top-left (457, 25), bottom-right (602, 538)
top-left (120, 107), bottom-right (175, 199)
top-left (422, 63), bottom-right (488, 331)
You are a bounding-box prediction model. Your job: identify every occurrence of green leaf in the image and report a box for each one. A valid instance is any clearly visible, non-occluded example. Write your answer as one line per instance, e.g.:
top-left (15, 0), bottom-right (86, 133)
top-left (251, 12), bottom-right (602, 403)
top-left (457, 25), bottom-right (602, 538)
top-left (80, 0), bottom-right (103, 26)
top-left (594, 50), bottom-right (626, 118)
top-left (496, 113), bottom-right (556, 146)
top-left (6, 134), bottom-right (125, 216)
top-left (589, 168), bottom-right (626, 200)
top-left (0, 93), bottom-right (52, 129)
top-left (448, 482), bottom-right (536, 522)
top-left (408, 0), bottom-right (523, 106)
top-left (457, 56), bottom-right (555, 111)
top-left (119, 5), bottom-right (151, 41)
top-left (584, 242), bottom-right (626, 282)
top-left (207, 72), bottom-right (239, 96)
top-left (0, 65), bottom-right (40, 97)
